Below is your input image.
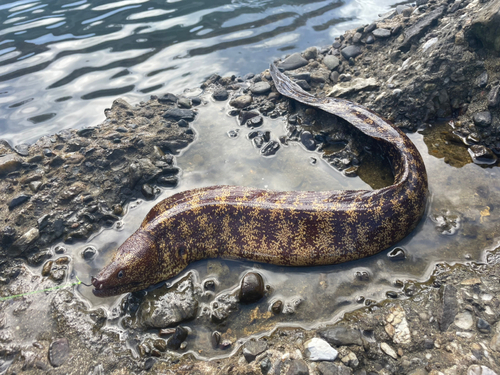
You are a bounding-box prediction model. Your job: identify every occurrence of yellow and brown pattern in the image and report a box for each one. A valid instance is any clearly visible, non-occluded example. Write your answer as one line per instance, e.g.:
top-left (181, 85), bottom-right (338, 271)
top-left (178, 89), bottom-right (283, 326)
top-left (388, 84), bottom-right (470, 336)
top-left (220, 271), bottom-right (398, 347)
top-left (92, 64), bottom-right (428, 297)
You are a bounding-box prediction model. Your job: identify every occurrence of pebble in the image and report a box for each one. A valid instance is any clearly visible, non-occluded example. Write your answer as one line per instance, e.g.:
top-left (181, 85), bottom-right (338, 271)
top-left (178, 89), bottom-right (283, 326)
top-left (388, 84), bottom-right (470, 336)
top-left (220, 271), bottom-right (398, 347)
top-left (239, 272), bottom-right (265, 303)
top-left (229, 95), bottom-right (253, 108)
top-left (242, 340), bottom-right (267, 362)
top-left (341, 45), bottom-right (362, 60)
top-left (304, 338), bottom-right (338, 361)
top-left (82, 246), bottom-right (97, 261)
top-left (475, 71), bottom-right (489, 88)
top-left (251, 81), bottom-right (271, 95)
top-left (380, 342), bottom-right (398, 359)
top-left (303, 47), bottom-right (318, 60)
top-left (166, 326), bottom-right (188, 350)
top-left (437, 285), bottom-right (458, 331)
top-left (163, 108), bottom-right (196, 122)
top-left (476, 318), bottom-right (491, 333)
top-left (323, 55), bottom-right (340, 70)
top-left (287, 359), bottom-right (309, 375)
top-left (373, 28), bottom-right (391, 38)
top-left (488, 85), bottom-right (500, 107)
top-left (8, 194), bottom-right (31, 210)
top-left (49, 338), bottom-right (70, 367)
top-left (319, 327), bottom-right (362, 346)
top-left (387, 247), bottom-right (406, 260)
top-left (278, 53), bottom-right (309, 71)
top-left (261, 140), bottom-right (280, 156)
top-left (14, 143), bottom-right (30, 156)
top-left (246, 116), bottom-right (264, 128)
top-left (177, 97), bottom-right (192, 108)
top-left (300, 131), bottom-right (317, 151)
top-left (158, 93), bottom-right (178, 104)
top-left (473, 111), bottom-right (492, 127)
top-left (212, 88), bottom-right (229, 101)
top-left (0, 154), bottom-right (22, 175)
top-left (352, 32), bottom-right (362, 44)
top-left (295, 80), bottom-right (311, 91)
top-left (454, 311), bottom-right (473, 330)
top-left (141, 183), bottom-right (155, 199)
top-left (260, 357), bottom-right (271, 374)
top-left (365, 35), bottom-right (375, 44)
top-left (8, 228), bottom-right (39, 256)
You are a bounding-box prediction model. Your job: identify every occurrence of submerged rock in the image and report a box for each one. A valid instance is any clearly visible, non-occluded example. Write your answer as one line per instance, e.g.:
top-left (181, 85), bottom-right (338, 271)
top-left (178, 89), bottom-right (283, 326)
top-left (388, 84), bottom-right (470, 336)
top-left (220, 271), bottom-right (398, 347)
top-left (48, 338), bottom-right (70, 367)
top-left (239, 272), bottom-right (265, 304)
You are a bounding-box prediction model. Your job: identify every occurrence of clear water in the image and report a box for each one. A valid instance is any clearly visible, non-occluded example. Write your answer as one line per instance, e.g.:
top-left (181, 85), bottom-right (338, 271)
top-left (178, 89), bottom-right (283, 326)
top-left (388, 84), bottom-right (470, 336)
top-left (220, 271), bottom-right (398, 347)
top-left (0, 0), bottom-right (410, 146)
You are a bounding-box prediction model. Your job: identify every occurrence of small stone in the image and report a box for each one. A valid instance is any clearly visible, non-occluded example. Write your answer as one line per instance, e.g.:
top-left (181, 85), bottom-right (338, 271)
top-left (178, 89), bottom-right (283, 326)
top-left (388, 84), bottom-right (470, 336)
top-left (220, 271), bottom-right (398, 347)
top-left (304, 338), bottom-right (338, 361)
top-left (48, 338), bottom-right (69, 367)
top-left (295, 80), bottom-right (311, 91)
top-left (82, 246), bottom-right (97, 261)
top-left (488, 85), bottom-right (500, 107)
top-left (473, 111), bottom-right (492, 127)
top-left (380, 342), bottom-right (397, 359)
top-left (239, 272), bottom-right (265, 303)
top-left (341, 45), bottom-right (362, 60)
top-left (29, 181), bottom-right (42, 193)
top-left (144, 357), bottom-right (156, 371)
top-left (141, 184), bottom-right (155, 199)
top-left (8, 194), bottom-right (31, 210)
top-left (9, 228), bottom-right (39, 256)
top-left (303, 47), bottom-right (318, 60)
top-left (177, 97), bottom-right (191, 108)
top-left (373, 28), bottom-right (391, 38)
top-left (330, 71), bottom-right (340, 84)
top-left (260, 357), bottom-right (272, 375)
top-left (477, 318), bottom-right (491, 333)
top-left (476, 71), bottom-right (489, 88)
top-left (0, 154), bottom-right (22, 175)
top-left (319, 327), bottom-right (362, 346)
top-left (387, 247), bottom-right (406, 260)
top-left (246, 116), bottom-right (264, 128)
top-left (323, 55), bottom-right (340, 70)
top-left (316, 362), bottom-right (353, 375)
top-left (14, 143), bottom-right (30, 156)
top-left (242, 340), bottom-right (267, 363)
top-left (158, 93), bottom-right (178, 104)
top-left (286, 359), bottom-right (309, 375)
top-left (261, 141), bottom-right (280, 156)
top-left (212, 88), bottom-right (229, 101)
top-left (271, 300), bottom-right (283, 314)
top-left (352, 32), bottom-right (362, 44)
top-left (300, 131), bottom-right (316, 151)
top-left (438, 285), bottom-right (458, 332)
top-left (251, 81), bottom-right (271, 95)
top-left (278, 53), bottom-right (308, 71)
top-left (365, 35), bottom-right (375, 44)
top-left (163, 108), bottom-right (196, 122)
top-left (166, 326), bottom-right (188, 350)
top-left (229, 95), bottom-right (253, 109)
top-left (454, 311), bottom-right (473, 330)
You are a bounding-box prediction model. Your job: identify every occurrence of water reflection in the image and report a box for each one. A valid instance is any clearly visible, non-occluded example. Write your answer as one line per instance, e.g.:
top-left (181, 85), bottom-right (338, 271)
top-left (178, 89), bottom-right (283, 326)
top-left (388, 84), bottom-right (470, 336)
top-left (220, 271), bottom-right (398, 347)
top-left (0, 0), bottom-right (411, 145)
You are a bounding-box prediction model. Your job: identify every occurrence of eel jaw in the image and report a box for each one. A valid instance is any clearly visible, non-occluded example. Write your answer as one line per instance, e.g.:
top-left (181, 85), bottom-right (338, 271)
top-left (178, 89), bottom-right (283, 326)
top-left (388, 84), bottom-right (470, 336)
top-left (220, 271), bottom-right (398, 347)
top-left (91, 276), bottom-right (144, 297)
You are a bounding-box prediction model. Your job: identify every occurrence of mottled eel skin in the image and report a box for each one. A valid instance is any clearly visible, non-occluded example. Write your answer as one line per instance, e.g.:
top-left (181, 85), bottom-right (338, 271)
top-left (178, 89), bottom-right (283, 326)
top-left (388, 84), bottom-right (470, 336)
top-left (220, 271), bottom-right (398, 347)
top-left (92, 64), bottom-right (428, 297)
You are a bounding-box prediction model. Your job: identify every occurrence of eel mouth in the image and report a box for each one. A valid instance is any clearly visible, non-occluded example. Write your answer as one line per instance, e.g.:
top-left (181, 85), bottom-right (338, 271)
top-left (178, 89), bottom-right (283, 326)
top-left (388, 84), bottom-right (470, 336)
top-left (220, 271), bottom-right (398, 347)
top-left (91, 277), bottom-right (144, 297)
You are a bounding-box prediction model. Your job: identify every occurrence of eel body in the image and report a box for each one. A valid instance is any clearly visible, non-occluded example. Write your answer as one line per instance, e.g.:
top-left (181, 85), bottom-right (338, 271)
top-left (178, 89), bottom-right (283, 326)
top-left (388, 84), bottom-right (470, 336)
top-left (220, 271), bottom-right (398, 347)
top-left (92, 64), bottom-right (428, 297)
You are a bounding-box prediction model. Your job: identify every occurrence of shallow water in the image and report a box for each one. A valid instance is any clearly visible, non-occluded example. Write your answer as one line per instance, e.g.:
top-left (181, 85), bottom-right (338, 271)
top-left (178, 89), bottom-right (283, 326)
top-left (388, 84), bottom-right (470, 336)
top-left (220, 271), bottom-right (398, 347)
top-left (0, 0), bottom-right (411, 146)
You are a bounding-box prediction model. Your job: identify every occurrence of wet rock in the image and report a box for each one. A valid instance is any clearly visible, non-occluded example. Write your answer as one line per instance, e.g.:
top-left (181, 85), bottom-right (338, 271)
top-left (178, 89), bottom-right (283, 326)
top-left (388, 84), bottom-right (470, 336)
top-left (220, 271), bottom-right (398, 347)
top-left (242, 340), bottom-right (267, 362)
top-left (365, 35), bottom-right (375, 44)
top-left (144, 357), bottom-right (156, 371)
top-left (29, 180), bottom-right (42, 193)
top-left (8, 194), bottom-right (31, 210)
top-left (1, 226), bottom-right (16, 246)
top-left (238, 110), bottom-right (259, 125)
top-left (287, 359), bottom-right (309, 375)
top-left (401, 6), bottom-right (445, 50)
top-left (8, 228), bottom-right (39, 256)
top-left (477, 318), bottom-right (491, 333)
top-left (239, 272), bottom-right (265, 304)
top-left (271, 300), bottom-right (283, 314)
top-left (251, 82), bottom-right (271, 95)
top-left (352, 32), bottom-right (362, 44)
top-left (319, 327), bottom-right (362, 346)
top-left (476, 71), bottom-right (489, 88)
top-left (437, 284), bottom-right (458, 331)
top-left (469, 0), bottom-right (500, 54)
top-left (211, 293), bottom-right (239, 323)
top-left (323, 55), bottom-right (340, 70)
top-left (316, 362), bottom-right (353, 375)
top-left (158, 93), bottom-right (178, 104)
top-left (260, 357), bottom-right (272, 375)
top-left (488, 85), bottom-right (500, 108)
top-left (0, 154), bottom-right (22, 175)
top-left (387, 247), bottom-right (406, 260)
top-left (468, 145), bottom-right (497, 165)
top-left (129, 158), bottom-right (161, 187)
top-left (138, 274), bottom-right (198, 328)
top-left (82, 246), bottom-right (97, 261)
top-left (230, 95), bottom-right (253, 108)
top-left (166, 326), bottom-right (188, 350)
top-left (300, 131), bottom-right (317, 151)
top-left (212, 88), bottom-right (229, 101)
top-left (380, 342), bottom-right (397, 359)
top-left (296, 80), bottom-right (311, 91)
top-left (141, 183), bottom-right (155, 199)
top-left (261, 140), bottom-right (280, 156)
top-left (473, 111), bottom-right (492, 127)
top-left (278, 53), bottom-right (308, 71)
top-left (340, 45), bottom-right (362, 60)
top-left (467, 365), bottom-right (498, 375)
top-left (246, 116), bottom-right (264, 128)
top-left (177, 97), bottom-right (191, 108)
top-left (373, 28), bottom-right (391, 38)
top-left (48, 338), bottom-right (69, 367)
top-left (304, 338), bottom-right (338, 361)
top-left (328, 78), bottom-right (379, 97)
top-left (14, 143), bottom-right (30, 156)
top-left (303, 47), bottom-right (318, 60)
top-left (163, 108), bottom-right (196, 122)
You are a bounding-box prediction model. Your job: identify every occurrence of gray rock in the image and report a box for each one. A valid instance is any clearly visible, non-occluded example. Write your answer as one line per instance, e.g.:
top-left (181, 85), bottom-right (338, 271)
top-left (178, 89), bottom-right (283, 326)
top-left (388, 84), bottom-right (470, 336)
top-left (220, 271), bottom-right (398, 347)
top-left (138, 274), bottom-right (198, 328)
top-left (454, 311), bottom-right (473, 330)
top-left (239, 272), bottom-right (265, 303)
top-left (14, 143), bottom-right (30, 156)
top-left (278, 53), bottom-right (308, 71)
top-left (319, 327), bottom-right (362, 346)
top-left (396, 5), bottom-right (411, 14)
top-left (177, 97), bottom-right (192, 108)
top-left (473, 111), bottom-right (492, 127)
top-left (365, 35), bottom-right (375, 44)
top-left (8, 194), bottom-right (31, 210)
top-left (352, 32), bottom-right (362, 44)
top-left (477, 318), bottom-right (491, 333)
top-left (438, 285), bottom-right (458, 331)
top-left (364, 23), bottom-right (377, 33)
top-left (260, 357), bottom-right (272, 375)
top-left (469, 0), bottom-right (500, 54)
top-left (229, 95), bottom-right (253, 108)
top-left (304, 337), bottom-right (338, 361)
top-left (341, 45), bottom-right (362, 60)
top-left (287, 359), bottom-right (309, 375)
top-left (303, 47), bottom-right (318, 60)
top-left (330, 71), bottom-right (340, 84)
top-left (488, 85), bottom-right (500, 107)
top-left (467, 365), bottom-right (498, 375)
top-left (251, 81), bottom-right (271, 95)
top-left (373, 28), bottom-right (391, 38)
top-left (300, 131), bottom-right (317, 151)
top-left (49, 338), bottom-right (69, 367)
top-left (158, 93), bottom-right (178, 104)
top-left (141, 183), bottom-right (155, 199)
top-left (0, 154), bottom-right (22, 175)
top-left (163, 108), bottom-right (196, 122)
top-left (323, 55), bottom-right (340, 70)
top-left (8, 228), bottom-right (39, 256)
top-left (166, 326), bottom-right (188, 350)
top-left (328, 78), bottom-right (379, 97)
top-left (212, 88), bottom-right (229, 101)
top-left (290, 72), bottom-right (311, 82)
top-left (261, 140), bottom-right (280, 156)
top-left (295, 80), bottom-right (311, 91)
top-left (129, 158), bottom-right (161, 187)
top-left (316, 362), bottom-right (353, 375)
top-left (476, 71), bottom-right (489, 88)
top-left (401, 6), bottom-right (445, 50)
top-left (242, 340), bottom-right (267, 362)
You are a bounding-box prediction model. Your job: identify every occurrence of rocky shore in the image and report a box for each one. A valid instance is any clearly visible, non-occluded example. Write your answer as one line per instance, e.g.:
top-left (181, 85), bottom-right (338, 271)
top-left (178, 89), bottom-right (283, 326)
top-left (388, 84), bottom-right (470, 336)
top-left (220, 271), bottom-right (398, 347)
top-left (1, 0), bottom-right (500, 373)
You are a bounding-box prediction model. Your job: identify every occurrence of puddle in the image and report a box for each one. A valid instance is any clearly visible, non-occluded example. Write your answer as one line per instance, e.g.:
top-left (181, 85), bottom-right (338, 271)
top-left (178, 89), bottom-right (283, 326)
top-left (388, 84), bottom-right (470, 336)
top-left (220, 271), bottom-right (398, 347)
top-left (7, 102), bottom-right (500, 359)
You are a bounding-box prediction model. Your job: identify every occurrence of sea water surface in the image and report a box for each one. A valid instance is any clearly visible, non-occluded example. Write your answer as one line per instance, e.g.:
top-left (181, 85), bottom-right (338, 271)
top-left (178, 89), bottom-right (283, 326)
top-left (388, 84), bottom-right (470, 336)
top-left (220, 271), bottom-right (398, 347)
top-left (0, 0), bottom-right (410, 145)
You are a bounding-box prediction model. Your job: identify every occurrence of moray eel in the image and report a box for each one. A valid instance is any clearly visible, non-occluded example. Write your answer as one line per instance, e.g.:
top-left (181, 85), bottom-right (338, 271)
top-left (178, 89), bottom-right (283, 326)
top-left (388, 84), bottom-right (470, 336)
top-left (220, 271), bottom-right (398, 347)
top-left (92, 64), bottom-right (428, 297)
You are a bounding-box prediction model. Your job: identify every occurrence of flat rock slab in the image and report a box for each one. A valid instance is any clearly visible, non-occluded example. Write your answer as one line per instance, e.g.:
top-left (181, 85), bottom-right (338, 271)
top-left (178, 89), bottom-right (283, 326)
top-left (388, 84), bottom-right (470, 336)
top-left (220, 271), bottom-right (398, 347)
top-left (319, 327), bottom-right (362, 346)
top-left (373, 28), bottom-right (391, 38)
top-left (163, 108), bottom-right (196, 121)
top-left (340, 45), bottom-right (362, 60)
top-left (49, 338), bottom-right (70, 367)
top-left (328, 78), bottom-right (379, 97)
top-left (323, 55), bottom-right (340, 70)
top-left (278, 52), bottom-right (308, 71)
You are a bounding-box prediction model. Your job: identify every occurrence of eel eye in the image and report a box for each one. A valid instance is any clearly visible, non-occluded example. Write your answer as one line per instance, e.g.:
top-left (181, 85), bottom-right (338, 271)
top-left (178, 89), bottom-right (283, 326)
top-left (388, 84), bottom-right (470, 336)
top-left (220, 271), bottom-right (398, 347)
top-left (117, 270), bottom-right (124, 279)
